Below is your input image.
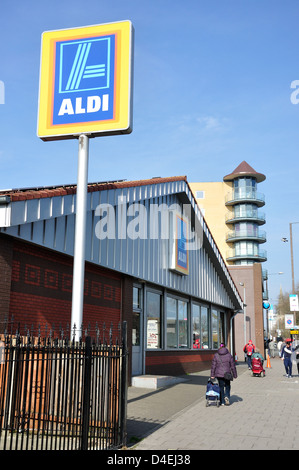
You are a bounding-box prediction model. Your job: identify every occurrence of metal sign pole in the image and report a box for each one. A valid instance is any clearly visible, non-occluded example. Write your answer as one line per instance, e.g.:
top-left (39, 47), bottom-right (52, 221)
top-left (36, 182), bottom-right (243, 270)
top-left (71, 134), bottom-right (89, 341)
top-left (38, 22), bottom-right (133, 341)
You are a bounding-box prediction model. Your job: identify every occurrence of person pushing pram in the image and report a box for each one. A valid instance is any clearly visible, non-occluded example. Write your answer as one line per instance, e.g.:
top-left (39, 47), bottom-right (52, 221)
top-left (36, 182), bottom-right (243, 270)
top-left (206, 377), bottom-right (221, 407)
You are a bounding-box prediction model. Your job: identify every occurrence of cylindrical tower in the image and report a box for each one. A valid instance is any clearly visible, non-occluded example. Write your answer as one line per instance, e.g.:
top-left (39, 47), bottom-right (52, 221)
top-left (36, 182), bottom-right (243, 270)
top-left (223, 161), bottom-right (266, 265)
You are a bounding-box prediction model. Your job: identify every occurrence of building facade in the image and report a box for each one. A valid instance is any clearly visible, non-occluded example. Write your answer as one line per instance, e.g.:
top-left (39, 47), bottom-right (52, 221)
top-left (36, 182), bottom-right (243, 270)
top-left (190, 162), bottom-right (267, 358)
top-left (0, 176), bottom-right (242, 379)
top-left (223, 161), bottom-right (266, 265)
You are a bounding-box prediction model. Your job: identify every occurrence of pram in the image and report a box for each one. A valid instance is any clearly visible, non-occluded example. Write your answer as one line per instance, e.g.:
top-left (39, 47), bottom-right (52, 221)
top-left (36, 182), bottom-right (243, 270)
top-left (206, 378), bottom-right (220, 407)
top-left (251, 357), bottom-right (265, 377)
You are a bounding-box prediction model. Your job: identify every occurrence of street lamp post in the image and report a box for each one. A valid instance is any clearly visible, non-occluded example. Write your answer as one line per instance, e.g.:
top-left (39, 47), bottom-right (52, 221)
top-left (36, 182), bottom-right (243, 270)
top-left (289, 222), bottom-right (299, 294)
top-left (282, 222), bottom-right (299, 326)
top-left (266, 272), bottom-right (284, 298)
top-left (282, 222), bottom-right (299, 294)
top-left (266, 272), bottom-right (284, 337)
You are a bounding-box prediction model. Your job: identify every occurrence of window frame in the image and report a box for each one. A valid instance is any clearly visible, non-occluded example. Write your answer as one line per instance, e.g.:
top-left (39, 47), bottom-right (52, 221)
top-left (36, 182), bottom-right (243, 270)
top-left (195, 190), bottom-right (205, 199)
top-left (132, 285), bottom-right (143, 347)
top-left (143, 287), bottom-right (228, 352)
top-left (145, 288), bottom-right (163, 350)
top-left (166, 293), bottom-right (189, 350)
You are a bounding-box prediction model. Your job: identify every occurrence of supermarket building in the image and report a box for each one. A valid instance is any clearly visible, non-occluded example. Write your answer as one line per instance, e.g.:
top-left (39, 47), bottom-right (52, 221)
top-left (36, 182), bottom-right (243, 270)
top-left (0, 176), bottom-right (242, 379)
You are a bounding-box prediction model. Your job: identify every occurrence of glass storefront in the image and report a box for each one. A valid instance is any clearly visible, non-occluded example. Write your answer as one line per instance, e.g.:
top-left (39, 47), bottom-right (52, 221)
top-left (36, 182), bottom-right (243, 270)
top-left (146, 290), bottom-right (162, 349)
top-left (166, 297), bottom-right (188, 349)
top-left (143, 287), bottom-right (227, 352)
top-left (191, 304), bottom-right (211, 349)
top-left (166, 296), bottom-right (177, 348)
top-left (166, 296), bottom-right (188, 348)
top-left (201, 306), bottom-right (210, 349)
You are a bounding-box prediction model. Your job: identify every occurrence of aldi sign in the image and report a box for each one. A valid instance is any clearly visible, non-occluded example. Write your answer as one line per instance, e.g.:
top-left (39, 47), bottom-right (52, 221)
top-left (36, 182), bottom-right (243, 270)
top-left (169, 213), bottom-right (189, 276)
top-left (37, 21), bottom-right (134, 141)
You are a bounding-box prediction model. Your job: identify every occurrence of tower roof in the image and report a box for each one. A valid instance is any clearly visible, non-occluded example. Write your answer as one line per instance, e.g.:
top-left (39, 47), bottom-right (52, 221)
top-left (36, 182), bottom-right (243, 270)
top-left (223, 161), bottom-right (266, 183)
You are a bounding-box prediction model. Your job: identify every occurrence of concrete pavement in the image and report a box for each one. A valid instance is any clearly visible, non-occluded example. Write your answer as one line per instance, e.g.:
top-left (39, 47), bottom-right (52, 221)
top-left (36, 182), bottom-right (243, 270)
top-left (126, 357), bottom-right (299, 450)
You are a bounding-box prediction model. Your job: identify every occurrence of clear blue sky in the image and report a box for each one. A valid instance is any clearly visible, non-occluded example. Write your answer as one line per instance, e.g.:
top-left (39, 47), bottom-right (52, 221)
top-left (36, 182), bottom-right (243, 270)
top-left (0, 0), bottom-right (299, 302)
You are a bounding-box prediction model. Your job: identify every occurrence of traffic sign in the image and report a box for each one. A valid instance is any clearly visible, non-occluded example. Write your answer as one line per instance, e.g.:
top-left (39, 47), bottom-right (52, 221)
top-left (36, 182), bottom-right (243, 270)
top-left (289, 294), bottom-right (298, 312)
top-left (37, 21), bottom-right (134, 141)
top-left (285, 314), bottom-right (295, 329)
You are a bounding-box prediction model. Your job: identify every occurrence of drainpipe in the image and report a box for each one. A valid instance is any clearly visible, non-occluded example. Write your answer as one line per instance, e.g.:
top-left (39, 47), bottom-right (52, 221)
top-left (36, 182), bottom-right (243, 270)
top-left (230, 310), bottom-right (241, 356)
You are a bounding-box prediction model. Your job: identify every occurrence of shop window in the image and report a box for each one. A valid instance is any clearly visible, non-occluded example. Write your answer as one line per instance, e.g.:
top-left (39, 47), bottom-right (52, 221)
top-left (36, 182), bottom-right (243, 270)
top-left (166, 296), bottom-right (188, 349)
top-left (166, 297), bottom-right (177, 348)
top-left (146, 291), bottom-right (161, 349)
top-left (219, 312), bottom-right (226, 346)
top-left (178, 300), bottom-right (188, 348)
top-left (211, 309), bottom-right (227, 349)
top-left (201, 306), bottom-right (210, 349)
top-left (192, 304), bottom-right (201, 349)
top-left (193, 304), bottom-right (213, 349)
top-left (211, 309), bottom-right (218, 349)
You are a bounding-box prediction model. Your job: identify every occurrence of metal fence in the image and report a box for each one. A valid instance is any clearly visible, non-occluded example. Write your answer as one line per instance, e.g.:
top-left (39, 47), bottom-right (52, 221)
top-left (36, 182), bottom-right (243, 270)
top-left (0, 321), bottom-right (128, 450)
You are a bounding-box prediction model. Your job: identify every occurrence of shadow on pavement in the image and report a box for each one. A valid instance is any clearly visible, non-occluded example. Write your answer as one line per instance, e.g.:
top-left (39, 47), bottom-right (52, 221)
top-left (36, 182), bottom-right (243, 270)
top-left (125, 363), bottom-right (248, 447)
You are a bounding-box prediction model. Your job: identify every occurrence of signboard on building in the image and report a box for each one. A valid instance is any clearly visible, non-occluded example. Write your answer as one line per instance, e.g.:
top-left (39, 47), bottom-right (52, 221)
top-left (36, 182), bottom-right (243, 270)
top-left (169, 213), bottom-right (189, 275)
top-left (290, 329), bottom-right (299, 335)
top-left (147, 320), bottom-right (159, 349)
top-left (289, 294), bottom-right (298, 312)
top-left (37, 21), bottom-right (134, 141)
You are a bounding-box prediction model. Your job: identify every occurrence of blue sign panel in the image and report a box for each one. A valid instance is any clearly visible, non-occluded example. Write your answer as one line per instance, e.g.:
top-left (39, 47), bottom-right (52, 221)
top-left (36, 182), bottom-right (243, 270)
top-left (38, 21), bottom-right (133, 141)
top-left (53, 35), bottom-right (115, 125)
top-left (175, 215), bottom-right (189, 274)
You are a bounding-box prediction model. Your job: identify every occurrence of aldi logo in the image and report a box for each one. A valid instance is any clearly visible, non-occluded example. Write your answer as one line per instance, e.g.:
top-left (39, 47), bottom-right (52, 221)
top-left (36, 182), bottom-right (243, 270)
top-left (59, 38), bottom-right (111, 93)
top-left (37, 21), bottom-right (133, 141)
top-left (53, 35), bottom-right (115, 124)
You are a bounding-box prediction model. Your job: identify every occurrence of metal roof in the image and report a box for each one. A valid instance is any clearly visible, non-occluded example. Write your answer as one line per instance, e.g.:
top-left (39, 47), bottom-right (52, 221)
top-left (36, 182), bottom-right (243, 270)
top-left (0, 175), bottom-right (242, 310)
top-left (0, 176), bottom-right (187, 202)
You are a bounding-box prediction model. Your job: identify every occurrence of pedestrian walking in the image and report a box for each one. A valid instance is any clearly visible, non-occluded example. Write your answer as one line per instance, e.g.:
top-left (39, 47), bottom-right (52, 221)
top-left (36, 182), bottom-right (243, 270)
top-left (269, 339), bottom-right (275, 358)
top-left (291, 339), bottom-right (299, 376)
top-left (210, 343), bottom-right (237, 406)
top-left (243, 340), bottom-right (255, 369)
top-left (281, 339), bottom-right (292, 378)
top-left (277, 338), bottom-right (283, 356)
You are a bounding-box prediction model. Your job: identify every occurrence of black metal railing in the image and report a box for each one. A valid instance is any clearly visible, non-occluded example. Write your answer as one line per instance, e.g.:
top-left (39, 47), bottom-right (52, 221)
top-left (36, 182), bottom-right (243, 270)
top-left (0, 321), bottom-right (128, 450)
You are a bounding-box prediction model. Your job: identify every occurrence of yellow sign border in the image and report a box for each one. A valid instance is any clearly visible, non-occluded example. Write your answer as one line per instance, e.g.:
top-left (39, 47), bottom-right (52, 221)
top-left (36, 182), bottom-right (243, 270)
top-left (37, 21), bottom-right (133, 141)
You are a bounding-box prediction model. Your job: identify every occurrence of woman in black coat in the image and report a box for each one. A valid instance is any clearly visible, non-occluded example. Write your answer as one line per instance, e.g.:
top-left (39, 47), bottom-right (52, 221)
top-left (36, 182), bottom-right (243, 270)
top-left (210, 344), bottom-right (237, 406)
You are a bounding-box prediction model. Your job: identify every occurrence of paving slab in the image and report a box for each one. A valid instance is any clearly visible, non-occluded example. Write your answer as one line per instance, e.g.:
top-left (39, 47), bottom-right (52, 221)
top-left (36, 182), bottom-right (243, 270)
top-left (126, 357), bottom-right (299, 451)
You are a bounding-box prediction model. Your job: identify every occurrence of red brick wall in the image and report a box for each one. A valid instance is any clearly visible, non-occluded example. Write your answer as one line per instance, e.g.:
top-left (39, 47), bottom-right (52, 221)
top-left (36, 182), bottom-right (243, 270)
top-left (146, 350), bottom-right (214, 375)
top-left (8, 239), bottom-right (122, 336)
top-left (121, 276), bottom-right (133, 381)
top-left (0, 234), bottom-right (13, 325)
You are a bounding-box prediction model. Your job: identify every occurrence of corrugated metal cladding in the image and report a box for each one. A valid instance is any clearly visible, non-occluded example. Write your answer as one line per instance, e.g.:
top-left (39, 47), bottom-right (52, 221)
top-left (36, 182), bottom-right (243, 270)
top-left (0, 178), bottom-right (242, 310)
